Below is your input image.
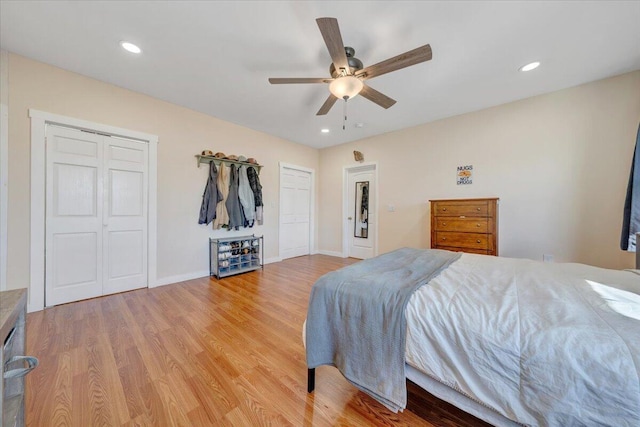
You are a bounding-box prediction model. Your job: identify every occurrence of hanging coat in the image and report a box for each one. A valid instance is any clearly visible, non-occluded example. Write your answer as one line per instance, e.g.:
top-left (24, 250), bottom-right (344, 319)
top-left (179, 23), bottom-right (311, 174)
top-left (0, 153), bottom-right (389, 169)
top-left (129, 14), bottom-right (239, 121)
top-left (238, 165), bottom-right (256, 226)
top-left (621, 122), bottom-right (640, 251)
top-left (247, 166), bottom-right (263, 206)
top-left (226, 164), bottom-right (245, 230)
top-left (198, 161), bottom-right (222, 225)
top-left (213, 162), bottom-right (230, 229)
top-left (247, 166), bottom-right (263, 225)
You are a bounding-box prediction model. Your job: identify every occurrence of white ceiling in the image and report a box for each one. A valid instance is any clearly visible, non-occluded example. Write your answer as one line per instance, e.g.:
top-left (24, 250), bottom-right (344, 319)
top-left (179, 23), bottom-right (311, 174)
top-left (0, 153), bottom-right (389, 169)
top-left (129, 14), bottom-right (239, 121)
top-left (1, 1), bottom-right (639, 149)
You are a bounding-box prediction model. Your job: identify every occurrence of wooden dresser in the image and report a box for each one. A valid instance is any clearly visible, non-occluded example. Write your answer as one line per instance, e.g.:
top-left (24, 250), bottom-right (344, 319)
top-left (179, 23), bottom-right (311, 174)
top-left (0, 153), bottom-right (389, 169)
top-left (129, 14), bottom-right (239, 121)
top-left (430, 198), bottom-right (499, 255)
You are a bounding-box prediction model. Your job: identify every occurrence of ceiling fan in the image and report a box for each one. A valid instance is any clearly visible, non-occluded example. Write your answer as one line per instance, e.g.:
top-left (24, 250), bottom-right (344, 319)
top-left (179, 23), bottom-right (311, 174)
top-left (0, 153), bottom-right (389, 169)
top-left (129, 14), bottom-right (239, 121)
top-left (268, 17), bottom-right (433, 116)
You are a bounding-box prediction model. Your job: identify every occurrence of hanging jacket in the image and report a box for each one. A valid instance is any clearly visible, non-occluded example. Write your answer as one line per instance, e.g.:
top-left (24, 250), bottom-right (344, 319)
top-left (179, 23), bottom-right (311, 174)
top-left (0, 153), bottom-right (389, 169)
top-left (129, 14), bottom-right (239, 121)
top-left (198, 161), bottom-right (222, 225)
top-left (213, 162), bottom-right (230, 229)
top-left (621, 122), bottom-right (640, 250)
top-left (226, 164), bottom-right (245, 230)
top-left (247, 166), bottom-right (263, 225)
top-left (238, 165), bottom-right (256, 226)
top-left (247, 166), bottom-right (263, 207)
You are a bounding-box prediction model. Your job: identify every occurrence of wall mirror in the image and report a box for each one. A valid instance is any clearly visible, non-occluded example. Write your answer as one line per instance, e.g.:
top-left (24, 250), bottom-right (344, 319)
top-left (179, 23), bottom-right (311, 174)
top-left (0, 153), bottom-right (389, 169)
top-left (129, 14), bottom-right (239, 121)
top-left (354, 181), bottom-right (369, 238)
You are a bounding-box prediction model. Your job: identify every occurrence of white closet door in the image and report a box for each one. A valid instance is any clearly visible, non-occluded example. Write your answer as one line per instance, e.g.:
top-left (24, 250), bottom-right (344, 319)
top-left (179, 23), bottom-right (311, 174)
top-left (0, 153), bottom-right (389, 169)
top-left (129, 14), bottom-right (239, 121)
top-left (46, 126), bottom-right (103, 305)
top-left (102, 138), bottom-right (148, 295)
top-left (280, 167), bottom-right (311, 259)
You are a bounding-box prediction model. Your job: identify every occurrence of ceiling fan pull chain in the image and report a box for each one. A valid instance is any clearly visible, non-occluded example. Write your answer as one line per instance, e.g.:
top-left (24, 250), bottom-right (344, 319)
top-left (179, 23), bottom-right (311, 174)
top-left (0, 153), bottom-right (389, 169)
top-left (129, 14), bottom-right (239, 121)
top-left (343, 96), bottom-right (348, 130)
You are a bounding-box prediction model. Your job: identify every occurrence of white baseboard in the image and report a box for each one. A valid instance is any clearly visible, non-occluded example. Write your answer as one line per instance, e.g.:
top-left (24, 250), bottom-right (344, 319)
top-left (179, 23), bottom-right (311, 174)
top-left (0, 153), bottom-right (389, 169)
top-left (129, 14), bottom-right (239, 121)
top-left (153, 270), bottom-right (210, 288)
top-left (317, 250), bottom-right (345, 258)
top-left (152, 258), bottom-right (282, 286)
top-left (27, 270), bottom-right (211, 311)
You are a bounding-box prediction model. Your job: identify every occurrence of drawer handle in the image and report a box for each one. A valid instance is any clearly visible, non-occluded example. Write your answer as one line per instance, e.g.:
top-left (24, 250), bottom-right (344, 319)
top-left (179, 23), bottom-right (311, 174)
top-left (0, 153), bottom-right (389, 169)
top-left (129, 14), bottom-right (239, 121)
top-left (442, 237), bottom-right (446, 241)
top-left (442, 222), bottom-right (446, 226)
top-left (476, 239), bottom-right (481, 243)
top-left (476, 223), bottom-right (481, 227)
top-left (442, 208), bottom-right (447, 211)
top-left (4, 355), bottom-right (39, 379)
top-left (477, 207), bottom-right (481, 211)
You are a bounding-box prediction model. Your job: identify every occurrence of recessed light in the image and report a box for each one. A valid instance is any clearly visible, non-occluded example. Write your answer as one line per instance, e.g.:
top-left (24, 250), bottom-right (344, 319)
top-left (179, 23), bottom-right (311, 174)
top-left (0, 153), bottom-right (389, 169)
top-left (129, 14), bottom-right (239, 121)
top-left (519, 61), bottom-right (540, 72)
top-left (321, 128), bottom-right (330, 133)
top-left (120, 41), bottom-right (142, 54)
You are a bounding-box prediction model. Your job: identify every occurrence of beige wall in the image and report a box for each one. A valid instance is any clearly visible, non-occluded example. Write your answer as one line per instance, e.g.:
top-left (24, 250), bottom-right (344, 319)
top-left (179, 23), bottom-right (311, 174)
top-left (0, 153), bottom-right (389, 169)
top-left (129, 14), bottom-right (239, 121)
top-left (6, 53), bottom-right (319, 291)
top-left (319, 71), bottom-right (640, 269)
top-left (5, 52), bottom-right (639, 294)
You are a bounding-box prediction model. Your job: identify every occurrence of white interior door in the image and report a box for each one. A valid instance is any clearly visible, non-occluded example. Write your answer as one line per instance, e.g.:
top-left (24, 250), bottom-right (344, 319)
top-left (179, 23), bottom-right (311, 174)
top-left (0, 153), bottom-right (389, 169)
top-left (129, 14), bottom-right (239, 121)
top-left (103, 138), bottom-right (148, 295)
top-left (46, 126), bottom-right (148, 306)
top-left (280, 166), bottom-right (311, 259)
top-left (46, 126), bottom-right (103, 305)
top-left (347, 166), bottom-right (376, 259)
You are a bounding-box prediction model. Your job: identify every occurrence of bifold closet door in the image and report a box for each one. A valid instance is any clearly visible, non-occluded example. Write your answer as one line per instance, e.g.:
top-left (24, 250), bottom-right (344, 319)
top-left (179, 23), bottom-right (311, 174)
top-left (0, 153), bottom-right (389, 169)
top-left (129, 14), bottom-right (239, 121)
top-left (102, 137), bottom-right (148, 295)
top-left (46, 126), bottom-right (104, 306)
top-left (45, 126), bottom-right (148, 306)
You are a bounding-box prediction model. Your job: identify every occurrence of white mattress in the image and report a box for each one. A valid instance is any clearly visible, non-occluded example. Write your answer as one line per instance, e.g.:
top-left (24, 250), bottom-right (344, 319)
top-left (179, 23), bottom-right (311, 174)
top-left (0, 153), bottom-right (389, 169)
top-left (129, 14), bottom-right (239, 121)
top-left (405, 253), bottom-right (640, 426)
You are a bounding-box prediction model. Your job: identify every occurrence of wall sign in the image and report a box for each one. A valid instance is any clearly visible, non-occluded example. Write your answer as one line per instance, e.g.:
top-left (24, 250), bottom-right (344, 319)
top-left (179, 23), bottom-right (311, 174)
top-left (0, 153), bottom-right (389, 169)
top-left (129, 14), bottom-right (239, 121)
top-left (457, 165), bottom-right (473, 185)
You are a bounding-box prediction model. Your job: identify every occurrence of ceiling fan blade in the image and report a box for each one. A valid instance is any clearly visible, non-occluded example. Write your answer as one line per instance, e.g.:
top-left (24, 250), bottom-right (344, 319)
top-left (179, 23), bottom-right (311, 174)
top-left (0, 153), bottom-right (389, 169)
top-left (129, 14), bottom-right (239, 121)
top-left (316, 17), bottom-right (349, 74)
top-left (356, 44), bottom-right (432, 80)
top-left (359, 84), bottom-right (396, 109)
top-left (268, 77), bottom-right (331, 84)
top-left (316, 94), bottom-right (338, 116)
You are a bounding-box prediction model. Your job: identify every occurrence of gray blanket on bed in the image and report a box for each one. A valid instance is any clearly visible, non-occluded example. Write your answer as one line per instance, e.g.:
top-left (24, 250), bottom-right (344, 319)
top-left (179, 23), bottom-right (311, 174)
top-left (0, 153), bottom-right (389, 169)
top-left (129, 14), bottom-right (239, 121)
top-left (305, 248), bottom-right (460, 412)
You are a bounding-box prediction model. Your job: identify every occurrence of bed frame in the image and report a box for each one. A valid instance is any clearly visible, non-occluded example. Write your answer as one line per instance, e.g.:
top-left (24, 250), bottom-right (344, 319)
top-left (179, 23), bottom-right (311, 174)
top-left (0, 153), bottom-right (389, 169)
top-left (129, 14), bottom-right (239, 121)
top-left (307, 368), bottom-right (315, 393)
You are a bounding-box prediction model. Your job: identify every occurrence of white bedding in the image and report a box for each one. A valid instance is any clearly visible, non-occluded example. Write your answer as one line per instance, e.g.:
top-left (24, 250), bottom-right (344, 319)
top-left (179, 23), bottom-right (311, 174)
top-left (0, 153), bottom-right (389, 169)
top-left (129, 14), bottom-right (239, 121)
top-left (405, 253), bottom-right (640, 427)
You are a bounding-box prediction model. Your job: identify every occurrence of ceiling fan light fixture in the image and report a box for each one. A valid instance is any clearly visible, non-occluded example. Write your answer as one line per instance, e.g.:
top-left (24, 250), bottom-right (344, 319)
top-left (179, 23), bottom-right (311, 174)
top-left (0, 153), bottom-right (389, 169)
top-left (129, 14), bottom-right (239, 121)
top-left (329, 75), bottom-right (363, 99)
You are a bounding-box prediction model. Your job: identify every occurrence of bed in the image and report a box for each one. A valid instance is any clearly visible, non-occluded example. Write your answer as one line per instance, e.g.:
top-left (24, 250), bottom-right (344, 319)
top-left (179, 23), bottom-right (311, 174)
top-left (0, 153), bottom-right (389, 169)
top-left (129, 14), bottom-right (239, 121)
top-left (304, 248), bottom-right (640, 427)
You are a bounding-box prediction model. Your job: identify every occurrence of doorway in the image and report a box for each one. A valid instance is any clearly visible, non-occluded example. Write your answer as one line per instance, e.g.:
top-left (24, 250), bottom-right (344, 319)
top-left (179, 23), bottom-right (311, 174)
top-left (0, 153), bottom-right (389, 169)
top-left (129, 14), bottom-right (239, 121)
top-left (279, 163), bottom-right (314, 260)
top-left (29, 109), bottom-right (158, 311)
top-left (344, 163), bottom-right (377, 259)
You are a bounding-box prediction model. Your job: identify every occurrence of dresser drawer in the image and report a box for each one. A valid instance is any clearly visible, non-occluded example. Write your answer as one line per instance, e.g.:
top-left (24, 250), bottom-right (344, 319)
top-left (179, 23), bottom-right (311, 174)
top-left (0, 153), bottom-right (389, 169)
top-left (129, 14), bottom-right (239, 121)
top-left (434, 232), bottom-right (488, 250)
top-left (436, 246), bottom-right (489, 255)
top-left (432, 201), bottom-right (488, 217)
top-left (435, 217), bottom-right (488, 233)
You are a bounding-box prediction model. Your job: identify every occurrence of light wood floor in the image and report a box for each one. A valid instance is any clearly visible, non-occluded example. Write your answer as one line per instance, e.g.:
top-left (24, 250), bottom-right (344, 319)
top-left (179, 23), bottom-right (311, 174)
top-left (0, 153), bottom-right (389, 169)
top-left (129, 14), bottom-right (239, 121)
top-left (25, 255), bottom-right (490, 426)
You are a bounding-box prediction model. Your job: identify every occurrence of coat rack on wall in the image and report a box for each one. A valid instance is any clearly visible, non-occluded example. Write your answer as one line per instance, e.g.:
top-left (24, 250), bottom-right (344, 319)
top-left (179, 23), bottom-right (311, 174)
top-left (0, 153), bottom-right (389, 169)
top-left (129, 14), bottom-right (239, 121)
top-left (195, 154), bottom-right (262, 173)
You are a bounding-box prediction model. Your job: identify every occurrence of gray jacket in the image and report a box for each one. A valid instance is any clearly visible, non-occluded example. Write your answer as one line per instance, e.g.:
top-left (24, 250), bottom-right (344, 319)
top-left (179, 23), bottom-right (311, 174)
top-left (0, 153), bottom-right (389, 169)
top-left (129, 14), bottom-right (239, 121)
top-left (238, 165), bottom-right (255, 225)
top-left (226, 164), bottom-right (245, 230)
top-left (198, 161), bottom-right (222, 225)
